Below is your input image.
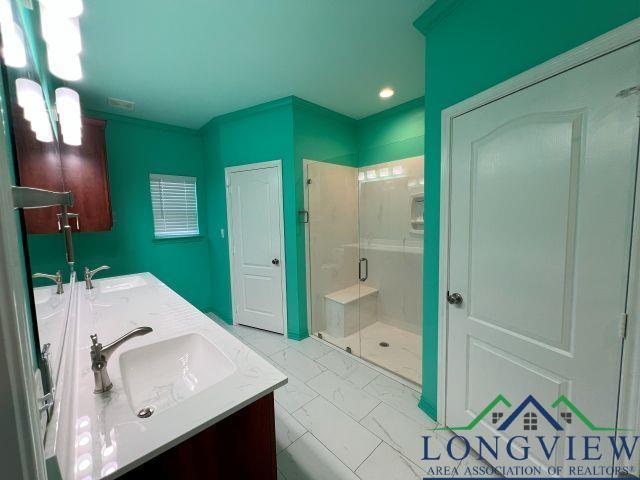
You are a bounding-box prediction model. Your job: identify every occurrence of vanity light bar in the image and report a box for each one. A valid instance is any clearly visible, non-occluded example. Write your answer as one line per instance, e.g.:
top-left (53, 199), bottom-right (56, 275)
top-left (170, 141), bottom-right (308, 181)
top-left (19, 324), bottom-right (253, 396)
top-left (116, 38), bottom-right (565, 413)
top-left (16, 78), bottom-right (54, 143)
top-left (40, 0), bottom-right (84, 80)
top-left (55, 87), bottom-right (82, 146)
top-left (0, 0), bottom-right (26, 67)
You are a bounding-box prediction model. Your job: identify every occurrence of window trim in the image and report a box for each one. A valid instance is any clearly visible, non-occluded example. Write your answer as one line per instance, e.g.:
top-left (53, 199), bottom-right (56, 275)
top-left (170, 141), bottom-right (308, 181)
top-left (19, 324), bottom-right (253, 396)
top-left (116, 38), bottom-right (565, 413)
top-left (149, 173), bottom-right (200, 239)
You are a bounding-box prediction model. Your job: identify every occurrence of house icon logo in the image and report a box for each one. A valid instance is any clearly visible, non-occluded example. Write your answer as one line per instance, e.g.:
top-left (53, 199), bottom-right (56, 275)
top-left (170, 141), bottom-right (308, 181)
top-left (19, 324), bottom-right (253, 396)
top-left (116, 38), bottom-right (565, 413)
top-left (424, 394), bottom-right (638, 474)
top-left (437, 394), bottom-right (625, 432)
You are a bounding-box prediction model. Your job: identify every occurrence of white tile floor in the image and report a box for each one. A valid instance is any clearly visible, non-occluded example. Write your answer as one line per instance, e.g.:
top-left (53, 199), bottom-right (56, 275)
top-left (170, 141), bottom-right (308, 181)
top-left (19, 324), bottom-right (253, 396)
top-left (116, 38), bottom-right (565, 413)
top-left (318, 321), bottom-right (422, 385)
top-left (206, 313), bottom-right (494, 480)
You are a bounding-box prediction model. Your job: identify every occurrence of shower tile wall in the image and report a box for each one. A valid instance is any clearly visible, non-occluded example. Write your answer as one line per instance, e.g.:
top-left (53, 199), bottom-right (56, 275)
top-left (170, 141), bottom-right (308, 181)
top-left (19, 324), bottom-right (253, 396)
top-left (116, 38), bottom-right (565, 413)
top-left (358, 156), bottom-right (423, 335)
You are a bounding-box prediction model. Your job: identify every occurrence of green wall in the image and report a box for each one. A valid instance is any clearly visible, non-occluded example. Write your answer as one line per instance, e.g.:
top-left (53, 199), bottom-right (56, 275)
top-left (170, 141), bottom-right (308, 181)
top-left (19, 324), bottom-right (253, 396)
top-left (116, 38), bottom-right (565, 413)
top-left (200, 95), bottom-right (423, 340)
top-left (293, 97), bottom-right (358, 167)
top-left (414, 0), bottom-right (640, 419)
top-left (200, 98), bottom-right (306, 337)
top-left (28, 112), bottom-right (214, 311)
top-left (357, 97), bottom-right (424, 167)
top-left (200, 96), bottom-right (360, 339)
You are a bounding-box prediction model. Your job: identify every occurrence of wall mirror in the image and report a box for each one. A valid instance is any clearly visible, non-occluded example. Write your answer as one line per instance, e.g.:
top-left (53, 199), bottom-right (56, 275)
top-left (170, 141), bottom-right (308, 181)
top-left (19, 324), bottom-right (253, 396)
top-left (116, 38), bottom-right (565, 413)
top-left (5, 0), bottom-right (74, 406)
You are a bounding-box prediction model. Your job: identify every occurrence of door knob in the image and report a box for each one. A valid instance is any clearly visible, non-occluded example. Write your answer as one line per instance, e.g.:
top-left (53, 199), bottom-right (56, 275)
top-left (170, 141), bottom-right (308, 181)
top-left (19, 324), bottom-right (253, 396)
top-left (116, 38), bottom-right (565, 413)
top-left (447, 292), bottom-right (463, 305)
top-left (272, 258), bottom-right (280, 265)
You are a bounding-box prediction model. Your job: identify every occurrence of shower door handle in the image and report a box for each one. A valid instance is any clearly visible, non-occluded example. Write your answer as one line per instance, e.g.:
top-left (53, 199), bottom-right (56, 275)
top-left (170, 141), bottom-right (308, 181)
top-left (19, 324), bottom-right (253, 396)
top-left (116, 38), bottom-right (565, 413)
top-left (359, 257), bottom-right (368, 282)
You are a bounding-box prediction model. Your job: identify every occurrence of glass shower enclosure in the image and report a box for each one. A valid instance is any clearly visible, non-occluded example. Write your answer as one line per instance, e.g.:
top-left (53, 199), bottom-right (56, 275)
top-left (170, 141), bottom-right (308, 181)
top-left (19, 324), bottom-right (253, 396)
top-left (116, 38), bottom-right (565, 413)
top-left (306, 156), bottom-right (423, 385)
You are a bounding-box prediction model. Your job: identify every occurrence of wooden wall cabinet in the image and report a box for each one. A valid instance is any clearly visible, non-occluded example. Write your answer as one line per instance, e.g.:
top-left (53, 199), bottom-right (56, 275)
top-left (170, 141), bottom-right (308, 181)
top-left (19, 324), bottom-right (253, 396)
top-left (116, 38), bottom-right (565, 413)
top-left (14, 111), bottom-right (113, 234)
top-left (59, 117), bottom-right (112, 233)
top-left (12, 106), bottom-right (65, 234)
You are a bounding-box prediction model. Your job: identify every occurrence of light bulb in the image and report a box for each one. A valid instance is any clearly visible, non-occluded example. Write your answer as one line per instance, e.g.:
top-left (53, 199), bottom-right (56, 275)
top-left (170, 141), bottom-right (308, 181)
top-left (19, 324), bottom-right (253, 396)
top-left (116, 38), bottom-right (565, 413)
top-left (2, 23), bottom-right (26, 67)
top-left (47, 47), bottom-right (82, 80)
top-left (39, 0), bottom-right (83, 18)
top-left (379, 87), bottom-right (394, 99)
top-left (15, 79), bottom-right (42, 109)
top-left (55, 87), bottom-right (82, 145)
top-left (40, 7), bottom-right (81, 53)
top-left (55, 87), bottom-right (80, 117)
top-left (62, 131), bottom-right (81, 146)
top-left (35, 122), bottom-right (54, 143)
top-left (0, 0), bottom-right (12, 26)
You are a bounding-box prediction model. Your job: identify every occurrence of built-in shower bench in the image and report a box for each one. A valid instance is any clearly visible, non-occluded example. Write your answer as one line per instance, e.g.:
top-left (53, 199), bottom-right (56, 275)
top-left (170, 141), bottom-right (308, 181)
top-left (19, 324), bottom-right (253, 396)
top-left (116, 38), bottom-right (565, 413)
top-left (324, 284), bottom-right (378, 337)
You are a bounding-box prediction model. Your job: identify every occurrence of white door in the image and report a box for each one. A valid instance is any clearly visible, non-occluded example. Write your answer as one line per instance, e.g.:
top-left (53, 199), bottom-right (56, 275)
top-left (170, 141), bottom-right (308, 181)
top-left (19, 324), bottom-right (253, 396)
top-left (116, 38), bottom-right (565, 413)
top-left (446, 43), bottom-right (639, 469)
top-left (227, 164), bottom-right (285, 334)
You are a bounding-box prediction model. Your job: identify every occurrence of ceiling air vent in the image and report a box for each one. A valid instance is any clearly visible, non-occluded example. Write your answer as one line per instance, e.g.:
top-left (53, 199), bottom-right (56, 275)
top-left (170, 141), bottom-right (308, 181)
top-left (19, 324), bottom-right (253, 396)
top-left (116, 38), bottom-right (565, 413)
top-left (108, 97), bottom-right (135, 111)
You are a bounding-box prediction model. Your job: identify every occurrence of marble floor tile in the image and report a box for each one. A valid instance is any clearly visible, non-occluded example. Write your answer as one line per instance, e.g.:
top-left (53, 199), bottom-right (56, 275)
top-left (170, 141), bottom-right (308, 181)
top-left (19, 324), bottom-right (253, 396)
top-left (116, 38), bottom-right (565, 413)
top-left (289, 336), bottom-right (333, 360)
top-left (363, 374), bottom-right (435, 428)
top-left (355, 442), bottom-right (426, 480)
top-left (277, 433), bottom-right (359, 480)
top-left (316, 350), bottom-right (379, 388)
top-left (274, 366), bottom-right (319, 413)
top-left (245, 332), bottom-right (291, 356)
top-left (307, 370), bottom-right (380, 421)
top-left (292, 397), bottom-right (381, 470)
top-left (228, 323), bottom-right (266, 339)
top-left (360, 403), bottom-right (459, 470)
top-left (270, 348), bottom-right (325, 382)
top-left (275, 402), bottom-right (307, 453)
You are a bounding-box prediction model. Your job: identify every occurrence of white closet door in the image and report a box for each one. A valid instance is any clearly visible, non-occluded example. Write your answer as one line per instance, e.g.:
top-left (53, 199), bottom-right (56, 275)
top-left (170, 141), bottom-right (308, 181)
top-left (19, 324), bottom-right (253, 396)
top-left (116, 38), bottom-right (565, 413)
top-left (446, 43), bottom-right (640, 469)
top-left (228, 166), bottom-right (285, 334)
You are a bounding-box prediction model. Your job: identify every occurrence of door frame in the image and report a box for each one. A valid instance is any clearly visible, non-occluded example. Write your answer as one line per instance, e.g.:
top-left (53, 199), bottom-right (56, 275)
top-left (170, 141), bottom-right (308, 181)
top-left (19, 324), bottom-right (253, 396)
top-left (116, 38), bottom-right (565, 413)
top-left (225, 159), bottom-right (288, 336)
top-left (302, 159), bottom-right (317, 336)
top-left (438, 17), bottom-right (640, 430)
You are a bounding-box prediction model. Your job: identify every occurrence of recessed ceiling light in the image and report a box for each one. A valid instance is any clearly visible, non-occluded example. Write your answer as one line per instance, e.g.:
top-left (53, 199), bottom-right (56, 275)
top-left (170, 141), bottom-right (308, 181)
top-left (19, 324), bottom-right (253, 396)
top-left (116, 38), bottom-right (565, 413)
top-left (379, 87), bottom-right (394, 99)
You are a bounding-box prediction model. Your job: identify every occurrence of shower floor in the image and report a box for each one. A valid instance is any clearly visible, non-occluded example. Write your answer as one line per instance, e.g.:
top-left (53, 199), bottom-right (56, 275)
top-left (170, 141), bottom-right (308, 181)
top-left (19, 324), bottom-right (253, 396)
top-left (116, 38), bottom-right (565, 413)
top-left (317, 321), bottom-right (422, 385)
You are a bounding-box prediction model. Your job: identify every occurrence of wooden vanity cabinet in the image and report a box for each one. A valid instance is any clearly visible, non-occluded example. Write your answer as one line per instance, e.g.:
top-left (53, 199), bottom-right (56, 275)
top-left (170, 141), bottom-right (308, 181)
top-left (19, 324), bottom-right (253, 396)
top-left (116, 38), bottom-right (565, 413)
top-left (120, 393), bottom-right (278, 480)
top-left (14, 112), bottom-right (112, 234)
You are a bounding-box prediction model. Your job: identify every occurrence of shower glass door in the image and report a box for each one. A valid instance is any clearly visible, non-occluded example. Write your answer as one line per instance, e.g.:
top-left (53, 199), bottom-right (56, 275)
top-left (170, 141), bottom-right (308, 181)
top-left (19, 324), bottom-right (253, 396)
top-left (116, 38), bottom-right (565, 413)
top-left (306, 155), bottom-right (424, 385)
top-left (307, 161), bottom-right (361, 355)
top-left (357, 156), bottom-right (423, 385)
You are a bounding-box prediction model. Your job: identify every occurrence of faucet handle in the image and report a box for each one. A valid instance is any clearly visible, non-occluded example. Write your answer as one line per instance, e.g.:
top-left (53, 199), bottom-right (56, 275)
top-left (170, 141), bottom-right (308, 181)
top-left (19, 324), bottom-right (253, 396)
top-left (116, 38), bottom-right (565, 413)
top-left (85, 265), bottom-right (110, 277)
top-left (33, 270), bottom-right (64, 294)
top-left (84, 265), bottom-right (110, 289)
top-left (90, 334), bottom-right (99, 346)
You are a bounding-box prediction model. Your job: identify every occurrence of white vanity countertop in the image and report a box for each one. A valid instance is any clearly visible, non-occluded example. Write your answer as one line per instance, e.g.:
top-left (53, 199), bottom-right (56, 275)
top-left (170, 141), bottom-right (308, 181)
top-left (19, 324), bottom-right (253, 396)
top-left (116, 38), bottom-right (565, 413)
top-left (34, 279), bottom-right (72, 383)
top-left (65, 272), bottom-right (287, 480)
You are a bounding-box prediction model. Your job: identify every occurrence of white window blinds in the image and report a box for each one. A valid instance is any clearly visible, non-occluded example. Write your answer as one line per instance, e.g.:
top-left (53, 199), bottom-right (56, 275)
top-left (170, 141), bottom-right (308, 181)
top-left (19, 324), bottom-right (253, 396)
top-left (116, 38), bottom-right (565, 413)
top-left (150, 174), bottom-right (199, 238)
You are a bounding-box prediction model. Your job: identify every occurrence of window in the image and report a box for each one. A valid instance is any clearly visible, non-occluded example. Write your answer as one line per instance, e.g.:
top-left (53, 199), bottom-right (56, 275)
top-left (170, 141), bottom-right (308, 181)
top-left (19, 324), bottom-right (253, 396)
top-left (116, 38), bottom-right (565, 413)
top-left (150, 174), bottom-right (199, 238)
top-left (523, 412), bottom-right (537, 431)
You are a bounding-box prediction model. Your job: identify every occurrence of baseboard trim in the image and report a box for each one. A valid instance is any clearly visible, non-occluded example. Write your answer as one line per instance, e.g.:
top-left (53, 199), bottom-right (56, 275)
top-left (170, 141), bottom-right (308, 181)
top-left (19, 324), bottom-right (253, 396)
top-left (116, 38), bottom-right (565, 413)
top-left (419, 395), bottom-right (437, 422)
top-left (286, 331), bottom-right (309, 341)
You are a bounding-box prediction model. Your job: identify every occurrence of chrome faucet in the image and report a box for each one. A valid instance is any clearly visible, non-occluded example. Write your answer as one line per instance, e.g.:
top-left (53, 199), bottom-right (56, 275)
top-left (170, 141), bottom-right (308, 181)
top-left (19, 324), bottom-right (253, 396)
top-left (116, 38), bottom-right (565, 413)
top-left (90, 327), bottom-right (153, 394)
top-left (33, 271), bottom-right (64, 294)
top-left (84, 265), bottom-right (110, 289)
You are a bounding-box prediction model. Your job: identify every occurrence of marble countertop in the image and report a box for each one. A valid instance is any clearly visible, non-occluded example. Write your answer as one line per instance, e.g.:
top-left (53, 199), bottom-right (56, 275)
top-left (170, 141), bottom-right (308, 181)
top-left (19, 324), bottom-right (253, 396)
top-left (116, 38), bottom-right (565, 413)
top-left (34, 276), bottom-right (73, 389)
top-left (59, 272), bottom-right (287, 479)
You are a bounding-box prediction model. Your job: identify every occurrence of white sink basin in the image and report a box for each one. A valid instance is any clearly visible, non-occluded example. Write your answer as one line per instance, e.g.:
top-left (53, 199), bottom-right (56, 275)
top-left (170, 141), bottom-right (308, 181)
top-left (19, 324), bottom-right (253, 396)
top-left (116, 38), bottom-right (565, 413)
top-left (119, 333), bottom-right (236, 415)
top-left (34, 287), bottom-right (53, 305)
top-left (99, 275), bottom-right (148, 293)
